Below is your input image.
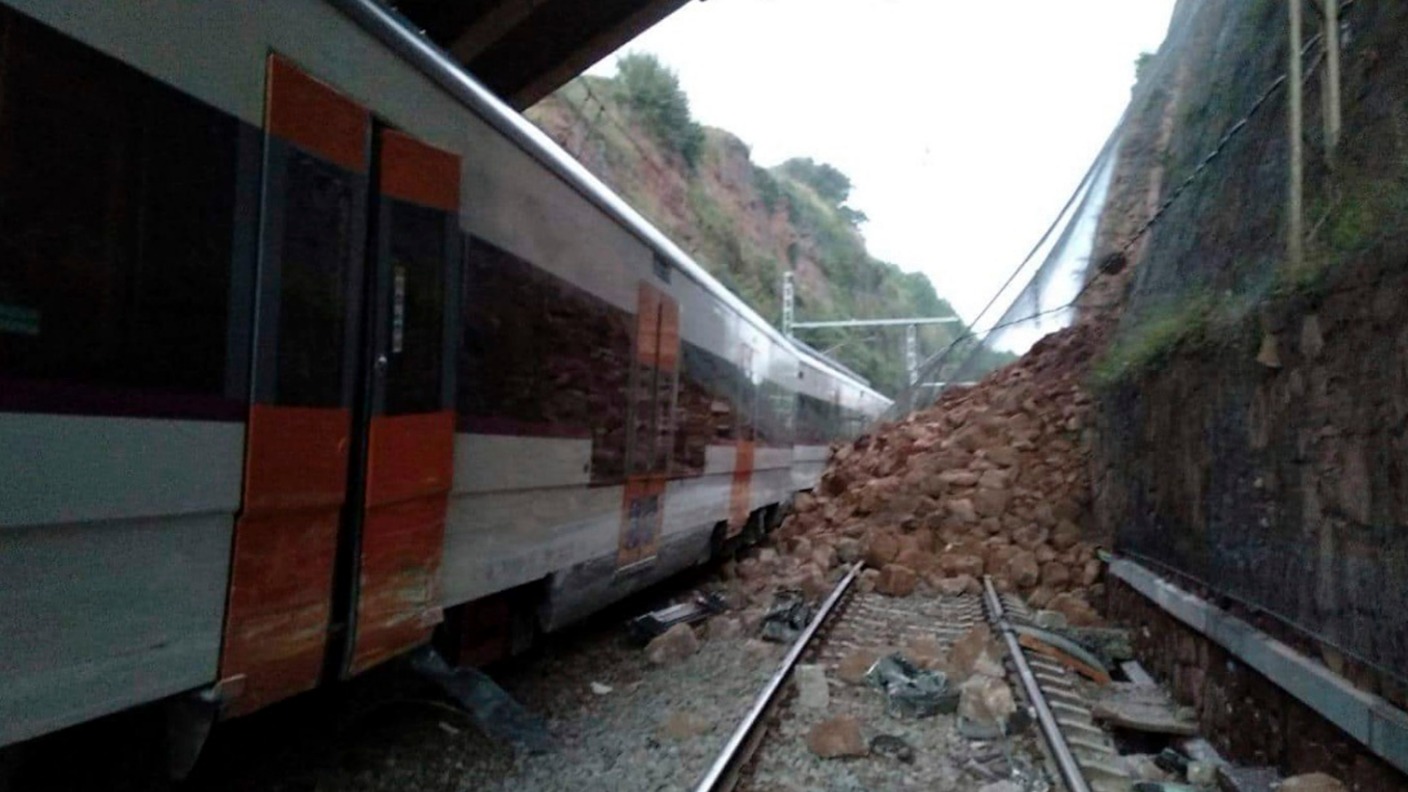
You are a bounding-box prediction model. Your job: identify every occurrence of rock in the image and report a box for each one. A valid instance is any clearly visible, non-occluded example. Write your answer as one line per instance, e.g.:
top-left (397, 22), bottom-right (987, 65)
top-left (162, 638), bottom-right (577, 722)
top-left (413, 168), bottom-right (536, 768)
top-left (858, 568), bottom-right (880, 593)
top-left (973, 488), bottom-right (1012, 518)
top-left (789, 536), bottom-right (813, 560)
top-left (938, 553), bottom-right (985, 578)
top-left (876, 564), bottom-right (918, 597)
top-left (798, 563), bottom-right (831, 600)
top-left (1188, 761), bottom-right (1218, 785)
top-left (949, 624), bottom-right (1004, 681)
top-left (1012, 524), bottom-right (1048, 549)
top-left (947, 498), bottom-right (978, 524)
top-left (806, 716), bottom-right (868, 758)
top-left (743, 638), bottom-right (776, 660)
top-left (1027, 586), bottom-right (1057, 609)
top-left (1003, 550), bottom-right (1041, 589)
top-left (901, 636), bottom-right (947, 671)
top-left (1278, 773), bottom-right (1348, 792)
top-left (590, 681), bottom-right (613, 695)
top-left (938, 469), bottom-right (979, 487)
top-left (1048, 593), bottom-right (1100, 627)
top-left (838, 647), bottom-right (883, 684)
top-left (937, 574), bottom-right (978, 596)
top-left (865, 532), bottom-right (900, 567)
top-left (1081, 558), bottom-right (1102, 586)
top-left (869, 734), bottom-right (915, 763)
top-left (706, 616), bottom-right (742, 641)
top-left (977, 781), bottom-right (1023, 792)
top-left (959, 674), bottom-right (1017, 728)
top-left (1051, 519), bottom-right (1081, 550)
top-left (645, 623), bottom-right (700, 665)
top-left (660, 709), bottom-right (711, 740)
top-left (835, 537), bottom-right (862, 564)
top-left (794, 663), bottom-right (830, 710)
top-left (1041, 561), bottom-right (1071, 589)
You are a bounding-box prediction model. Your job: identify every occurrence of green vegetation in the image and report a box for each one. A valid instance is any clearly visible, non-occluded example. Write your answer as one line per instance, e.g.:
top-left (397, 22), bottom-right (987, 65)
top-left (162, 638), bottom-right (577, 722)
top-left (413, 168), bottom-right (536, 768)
top-left (1134, 51), bottom-right (1156, 83)
top-left (614, 53), bottom-right (705, 168)
top-left (529, 62), bottom-right (1016, 395)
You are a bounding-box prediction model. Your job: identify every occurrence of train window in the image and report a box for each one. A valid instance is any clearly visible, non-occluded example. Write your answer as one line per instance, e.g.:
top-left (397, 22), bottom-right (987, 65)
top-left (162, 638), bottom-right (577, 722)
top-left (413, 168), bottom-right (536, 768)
top-left (383, 200), bottom-right (446, 415)
top-left (458, 237), bottom-right (631, 483)
top-left (274, 151), bottom-right (355, 407)
top-left (0, 10), bottom-right (242, 414)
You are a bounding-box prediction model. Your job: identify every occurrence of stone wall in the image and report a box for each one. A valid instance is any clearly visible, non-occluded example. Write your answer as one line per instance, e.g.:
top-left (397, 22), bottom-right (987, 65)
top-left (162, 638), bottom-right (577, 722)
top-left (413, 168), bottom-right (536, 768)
top-left (1107, 577), bottom-right (1406, 791)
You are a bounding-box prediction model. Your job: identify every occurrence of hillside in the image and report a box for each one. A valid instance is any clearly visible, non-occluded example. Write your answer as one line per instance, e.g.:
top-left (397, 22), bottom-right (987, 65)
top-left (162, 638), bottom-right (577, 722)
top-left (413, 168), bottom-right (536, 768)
top-left (526, 55), bottom-right (1010, 396)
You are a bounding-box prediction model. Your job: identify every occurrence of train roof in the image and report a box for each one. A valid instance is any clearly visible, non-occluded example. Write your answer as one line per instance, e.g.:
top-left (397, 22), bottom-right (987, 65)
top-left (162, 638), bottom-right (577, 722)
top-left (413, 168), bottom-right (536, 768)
top-left (331, 0), bottom-right (887, 407)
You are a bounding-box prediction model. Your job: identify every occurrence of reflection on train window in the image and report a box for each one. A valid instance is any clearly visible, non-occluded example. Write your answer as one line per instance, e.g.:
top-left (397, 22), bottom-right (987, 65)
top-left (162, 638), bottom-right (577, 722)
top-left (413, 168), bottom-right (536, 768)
top-left (458, 237), bottom-right (631, 483)
top-left (383, 200), bottom-right (446, 415)
top-left (0, 9), bottom-right (239, 405)
top-left (275, 151), bottom-right (354, 408)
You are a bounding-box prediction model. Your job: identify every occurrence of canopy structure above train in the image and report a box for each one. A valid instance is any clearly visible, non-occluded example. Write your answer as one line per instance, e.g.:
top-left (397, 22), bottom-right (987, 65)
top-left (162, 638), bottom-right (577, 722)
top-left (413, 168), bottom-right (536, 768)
top-left (394, 0), bottom-right (692, 109)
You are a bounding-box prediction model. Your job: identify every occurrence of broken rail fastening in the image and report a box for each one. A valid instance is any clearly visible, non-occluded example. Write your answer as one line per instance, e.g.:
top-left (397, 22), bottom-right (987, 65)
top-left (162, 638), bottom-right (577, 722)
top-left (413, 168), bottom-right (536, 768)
top-left (694, 564), bottom-right (1113, 792)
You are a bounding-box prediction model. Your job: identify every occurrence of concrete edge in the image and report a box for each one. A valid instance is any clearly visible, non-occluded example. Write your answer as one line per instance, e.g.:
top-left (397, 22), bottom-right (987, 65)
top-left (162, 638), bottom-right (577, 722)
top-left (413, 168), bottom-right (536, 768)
top-left (1109, 557), bottom-right (1408, 775)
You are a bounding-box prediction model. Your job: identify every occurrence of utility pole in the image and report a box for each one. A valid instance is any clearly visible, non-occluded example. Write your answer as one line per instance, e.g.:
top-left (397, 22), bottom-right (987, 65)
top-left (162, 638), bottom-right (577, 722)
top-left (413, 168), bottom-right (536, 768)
top-left (905, 324), bottom-right (918, 386)
top-left (1322, 0), bottom-right (1342, 157)
top-left (1288, 0), bottom-right (1305, 273)
top-left (781, 270), bottom-right (795, 337)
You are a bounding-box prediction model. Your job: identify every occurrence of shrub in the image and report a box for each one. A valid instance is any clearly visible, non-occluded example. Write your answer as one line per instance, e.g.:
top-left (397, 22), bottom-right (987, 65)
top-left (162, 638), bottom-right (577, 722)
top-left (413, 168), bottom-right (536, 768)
top-left (614, 53), bottom-right (705, 168)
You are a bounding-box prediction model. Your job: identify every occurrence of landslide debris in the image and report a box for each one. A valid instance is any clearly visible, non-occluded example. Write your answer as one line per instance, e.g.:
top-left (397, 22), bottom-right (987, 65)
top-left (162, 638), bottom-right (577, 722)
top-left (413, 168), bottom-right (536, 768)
top-left (765, 322), bottom-right (1106, 616)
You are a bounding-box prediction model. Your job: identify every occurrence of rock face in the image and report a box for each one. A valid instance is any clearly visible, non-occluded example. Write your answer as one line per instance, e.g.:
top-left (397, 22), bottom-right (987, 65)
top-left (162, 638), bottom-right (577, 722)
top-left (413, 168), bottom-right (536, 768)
top-left (773, 323), bottom-right (1106, 614)
top-left (645, 623), bottom-right (700, 665)
top-left (806, 716), bottom-right (868, 758)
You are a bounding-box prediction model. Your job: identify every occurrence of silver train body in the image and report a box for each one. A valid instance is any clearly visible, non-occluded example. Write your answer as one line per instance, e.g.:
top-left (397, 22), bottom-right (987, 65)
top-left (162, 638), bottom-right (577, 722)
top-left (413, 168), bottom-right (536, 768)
top-left (0, 0), bottom-right (890, 748)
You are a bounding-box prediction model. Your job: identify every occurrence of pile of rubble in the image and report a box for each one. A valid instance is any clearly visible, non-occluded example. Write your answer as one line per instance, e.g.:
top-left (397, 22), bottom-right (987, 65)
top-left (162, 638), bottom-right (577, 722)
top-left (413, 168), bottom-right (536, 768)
top-left (749, 324), bottom-right (1106, 623)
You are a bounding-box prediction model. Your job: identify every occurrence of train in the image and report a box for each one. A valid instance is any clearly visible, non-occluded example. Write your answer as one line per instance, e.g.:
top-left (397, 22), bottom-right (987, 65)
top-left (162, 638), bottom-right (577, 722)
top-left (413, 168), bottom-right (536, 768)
top-left (0, 0), bottom-right (890, 755)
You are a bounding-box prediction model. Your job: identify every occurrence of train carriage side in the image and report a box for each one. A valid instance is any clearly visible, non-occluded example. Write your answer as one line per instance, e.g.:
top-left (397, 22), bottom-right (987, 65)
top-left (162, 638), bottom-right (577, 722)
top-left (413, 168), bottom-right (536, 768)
top-left (0, 0), bottom-right (855, 748)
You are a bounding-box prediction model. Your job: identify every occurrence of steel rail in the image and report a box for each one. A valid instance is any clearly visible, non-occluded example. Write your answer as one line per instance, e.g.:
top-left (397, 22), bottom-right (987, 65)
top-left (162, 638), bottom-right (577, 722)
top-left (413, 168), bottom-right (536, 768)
top-left (693, 561), bottom-right (863, 792)
top-left (982, 576), bottom-right (1092, 792)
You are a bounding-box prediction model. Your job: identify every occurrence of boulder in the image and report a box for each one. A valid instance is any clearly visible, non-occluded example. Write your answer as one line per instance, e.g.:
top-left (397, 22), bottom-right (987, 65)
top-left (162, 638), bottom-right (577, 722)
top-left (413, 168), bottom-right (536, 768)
top-left (938, 553), bottom-right (985, 578)
top-left (837, 647), bottom-right (883, 685)
top-left (1048, 593), bottom-right (1100, 627)
top-left (806, 716), bottom-right (868, 758)
top-left (876, 564), bottom-right (918, 597)
top-left (937, 574), bottom-right (979, 597)
top-left (660, 709), bottom-right (712, 740)
top-left (645, 623), bottom-right (700, 665)
top-left (1003, 550), bottom-right (1041, 589)
top-left (959, 674), bottom-right (1017, 728)
top-left (706, 616), bottom-right (742, 641)
top-left (794, 663), bottom-right (830, 710)
top-left (865, 532), bottom-right (900, 567)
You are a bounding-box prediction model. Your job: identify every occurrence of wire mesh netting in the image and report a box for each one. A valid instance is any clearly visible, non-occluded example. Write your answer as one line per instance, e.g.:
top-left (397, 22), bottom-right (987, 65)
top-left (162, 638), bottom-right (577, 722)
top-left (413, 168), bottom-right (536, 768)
top-left (881, 131), bottom-right (1121, 420)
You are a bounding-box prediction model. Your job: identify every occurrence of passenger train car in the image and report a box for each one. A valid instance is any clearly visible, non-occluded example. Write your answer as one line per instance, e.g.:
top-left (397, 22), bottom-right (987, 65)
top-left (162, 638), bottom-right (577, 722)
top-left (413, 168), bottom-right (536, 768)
top-left (0, 0), bottom-right (890, 750)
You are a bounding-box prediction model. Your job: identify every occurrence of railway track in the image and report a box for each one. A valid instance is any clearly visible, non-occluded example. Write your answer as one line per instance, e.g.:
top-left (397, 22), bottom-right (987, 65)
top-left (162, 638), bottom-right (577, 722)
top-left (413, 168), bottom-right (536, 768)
top-left (695, 566), bottom-right (1134, 792)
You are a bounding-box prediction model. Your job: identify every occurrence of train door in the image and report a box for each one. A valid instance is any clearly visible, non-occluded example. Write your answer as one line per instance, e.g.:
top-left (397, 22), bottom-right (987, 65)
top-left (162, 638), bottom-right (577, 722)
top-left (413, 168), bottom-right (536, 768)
top-left (219, 55), bottom-right (370, 716)
top-left (727, 343), bottom-right (756, 537)
top-left (341, 126), bottom-right (459, 676)
top-left (617, 283), bottom-right (678, 570)
top-left (219, 55), bottom-right (458, 715)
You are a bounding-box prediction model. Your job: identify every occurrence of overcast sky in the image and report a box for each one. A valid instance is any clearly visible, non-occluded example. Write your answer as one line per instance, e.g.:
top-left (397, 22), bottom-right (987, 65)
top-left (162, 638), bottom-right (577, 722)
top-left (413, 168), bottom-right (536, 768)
top-left (588, 0), bottom-right (1177, 325)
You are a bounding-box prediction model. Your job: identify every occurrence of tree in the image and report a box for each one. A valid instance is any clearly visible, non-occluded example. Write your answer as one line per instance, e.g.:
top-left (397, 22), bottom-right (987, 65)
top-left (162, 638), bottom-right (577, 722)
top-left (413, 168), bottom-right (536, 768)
top-left (615, 53), bottom-right (705, 168)
top-left (777, 158), bottom-right (852, 205)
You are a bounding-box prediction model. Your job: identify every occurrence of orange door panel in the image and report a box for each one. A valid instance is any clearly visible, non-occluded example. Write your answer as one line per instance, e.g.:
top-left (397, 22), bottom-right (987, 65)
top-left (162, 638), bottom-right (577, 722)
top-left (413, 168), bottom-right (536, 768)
top-left (219, 54), bottom-right (369, 716)
top-left (350, 410), bottom-right (455, 674)
top-left (346, 130), bottom-right (460, 675)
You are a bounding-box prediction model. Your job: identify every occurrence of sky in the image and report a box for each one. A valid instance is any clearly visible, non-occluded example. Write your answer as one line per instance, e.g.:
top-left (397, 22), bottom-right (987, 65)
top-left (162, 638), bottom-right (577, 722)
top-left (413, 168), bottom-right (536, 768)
top-left (587, 0), bottom-right (1178, 326)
